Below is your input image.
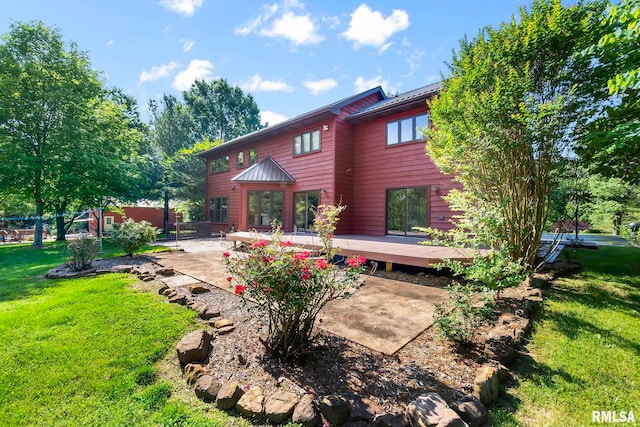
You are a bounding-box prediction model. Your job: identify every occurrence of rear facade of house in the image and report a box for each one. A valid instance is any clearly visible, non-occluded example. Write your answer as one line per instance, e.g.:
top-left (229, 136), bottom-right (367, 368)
top-left (199, 83), bottom-right (458, 237)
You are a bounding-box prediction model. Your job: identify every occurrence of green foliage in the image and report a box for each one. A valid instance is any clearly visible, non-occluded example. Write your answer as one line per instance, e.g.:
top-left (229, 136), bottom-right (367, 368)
top-left (112, 218), bottom-right (157, 256)
top-left (433, 282), bottom-right (494, 344)
top-left (425, 0), bottom-right (604, 267)
top-left (504, 246), bottom-right (640, 425)
top-left (577, 0), bottom-right (640, 184)
top-left (66, 235), bottom-right (99, 271)
top-left (0, 21), bottom-right (149, 244)
top-left (0, 243), bottom-right (244, 426)
top-left (582, 174), bottom-right (640, 234)
top-left (224, 205), bottom-right (366, 361)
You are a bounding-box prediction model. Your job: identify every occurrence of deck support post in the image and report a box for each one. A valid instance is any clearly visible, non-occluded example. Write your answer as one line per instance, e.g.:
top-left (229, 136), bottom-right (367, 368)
top-left (385, 261), bottom-right (393, 272)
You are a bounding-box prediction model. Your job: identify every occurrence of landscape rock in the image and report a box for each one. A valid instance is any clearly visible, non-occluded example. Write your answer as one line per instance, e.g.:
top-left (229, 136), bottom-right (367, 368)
top-left (168, 294), bottom-right (187, 305)
top-left (292, 394), bottom-right (319, 427)
top-left (216, 381), bottom-right (244, 409)
top-left (213, 318), bottom-right (234, 329)
top-left (198, 306), bottom-right (221, 320)
top-left (46, 265), bottom-right (96, 279)
top-left (497, 313), bottom-right (530, 343)
top-left (194, 374), bottom-right (222, 402)
top-left (183, 363), bottom-right (207, 385)
top-left (485, 327), bottom-right (516, 363)
top-left (162, 288), bottom-right (176, 297)
top-left (235, 387), bottom-right (265, 419)
top-left (141, 275), bottom-right (155, 282)
top-left (450, 396), bottom-right (487, 427)
top-left (349, 395), bottom-right (384, 422)
top-left (373, 413), bottom-right (409, 427)
top-left (319, 395), bottom-right (350, 425)
top-left (405, 393), bottom-right (466, 427)
top-left (176, 329), bottom-right (212, 365)
top-left (188, 284), bottom-right (210, 294)
top-left (474, 365), bottom-right (500, 406)
top-left (157, 284), bottom-right (169, 295)
top-left (216, 325), bottom-right (235, 335)
top-left (155, 267), bottom-right (174, 276)
top-left (264, 390), bottom-right (299, 423)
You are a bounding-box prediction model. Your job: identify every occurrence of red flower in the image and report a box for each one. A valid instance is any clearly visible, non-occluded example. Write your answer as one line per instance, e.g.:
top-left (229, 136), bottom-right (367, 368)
top-left (223, 251), bottom-right (231, 258)
top-left (262, 287), bottom-right (273, 295)
top-left (293, 251), bottom-right (310, 261)
top-left (226, 276), bottom-right (233, 282)
top-left (301, 266), bottom-right (310, 280)
top-left (251, 239), bottom-right (268, 248)
top-left (347, 256), bottom-right (366, 267)
top-left (252, 281), bottom-right (259, 287)
top-left (316, 258), bottom-right (328, 269)
top-left (234, 284), bottom-right (248, 295)
top-left (280, 240), bottom-right (294, 247)
top-left (262, 256), bottom-right (270, 263)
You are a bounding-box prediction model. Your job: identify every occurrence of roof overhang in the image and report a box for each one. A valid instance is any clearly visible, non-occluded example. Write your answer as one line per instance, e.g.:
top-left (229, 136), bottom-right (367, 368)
top-left (231, 157), bottom-right (295, 184)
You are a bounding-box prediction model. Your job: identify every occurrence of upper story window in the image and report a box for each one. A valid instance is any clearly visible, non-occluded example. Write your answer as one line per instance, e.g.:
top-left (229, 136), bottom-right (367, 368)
top-left (386, 114), bottom-right (429, 146)
top-left (210, 156), bottom-right (229, 173)
top-left (294, 129), bottom-right (320, 155)
top-left (249, 148), bottom-right (257, 165)
top-left (236, 151), bottom-right (244, 168)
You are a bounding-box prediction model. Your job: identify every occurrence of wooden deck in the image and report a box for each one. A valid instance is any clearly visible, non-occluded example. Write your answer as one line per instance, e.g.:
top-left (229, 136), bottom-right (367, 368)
top-left (226, 232), bottom-right (476, 269)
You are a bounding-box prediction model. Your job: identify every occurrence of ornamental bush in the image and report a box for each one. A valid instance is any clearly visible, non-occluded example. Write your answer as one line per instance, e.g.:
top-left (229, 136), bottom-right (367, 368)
top-left (66, 235), bottom-right (99, 271)
top-left (112, 218), bottom-right (157, 256)
top-left (224, 205), bottom-right (367, 361)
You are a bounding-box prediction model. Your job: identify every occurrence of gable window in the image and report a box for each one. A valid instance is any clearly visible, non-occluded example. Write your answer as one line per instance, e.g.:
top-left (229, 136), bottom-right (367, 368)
top-left (294, 129), bottom-right (320, 155)
top-left (248, 191), bottom-right (283, 227)
top-left (236, 151), bottom-right (244, 168)
top-left (210, 197), bottom-right (228, 223)
top-left (249, 148), bottom-right (257, 165)
top-left (386, 114), bottom-right (429, 145)
top-left (210, 156), bottom-right (229, 173)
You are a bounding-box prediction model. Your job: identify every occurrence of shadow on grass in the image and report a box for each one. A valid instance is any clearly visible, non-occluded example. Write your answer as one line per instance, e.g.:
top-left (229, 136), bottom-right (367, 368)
top-left (0, 243), bottom-right (68, 303)
top-left (549, 281), bottom-right (640, 319)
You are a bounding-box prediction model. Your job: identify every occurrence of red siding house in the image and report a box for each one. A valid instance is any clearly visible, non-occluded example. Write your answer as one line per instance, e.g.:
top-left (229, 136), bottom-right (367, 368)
top-left (199, 83), bottom-right (458, 237)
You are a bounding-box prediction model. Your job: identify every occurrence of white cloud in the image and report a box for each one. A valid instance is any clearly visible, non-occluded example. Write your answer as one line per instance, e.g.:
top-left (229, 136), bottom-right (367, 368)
top-left (260, 11), bottom-right (323, 45)
top-left (182, 39), bottom-right (196, 52)
top-left (303, 78), bottom-right (337, 95)
top-left (402, 49), bottom-right (425, 78)
top-left (172, 59), bottom-right (215, 91)
top-left (342, 4), bottom-right (410, 49)
top-left (240, 74), bottom-right (293, 92)
top-left (159, 0), bottom-right (203, 16)
top-left (261, 111), bottom-right (288, 126)
top-left (139, 61), bottom-right (180, 83)
top-left (106, 39), bottom-right (114, 46)
top-left (354, 75), bottom-right (397, 94)
top-left (235, 1), bottom-right (323, 45)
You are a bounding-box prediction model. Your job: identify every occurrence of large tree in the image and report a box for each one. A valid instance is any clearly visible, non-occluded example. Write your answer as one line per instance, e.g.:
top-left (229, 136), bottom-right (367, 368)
top-left (425, 0), bottom-right (605, 266)
top-left (0, 22), bottom-right (147, 243)
top-left (149, 79), bottom-right (262, 220)
top-left (577, 0), bottom-right (640, 184)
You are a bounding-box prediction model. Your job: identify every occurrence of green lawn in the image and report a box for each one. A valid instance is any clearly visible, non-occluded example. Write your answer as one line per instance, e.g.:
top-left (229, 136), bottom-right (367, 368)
top-left (0, 241), bottom-right (248, 427)
top-left (492, 246), bottom-right (640, 426)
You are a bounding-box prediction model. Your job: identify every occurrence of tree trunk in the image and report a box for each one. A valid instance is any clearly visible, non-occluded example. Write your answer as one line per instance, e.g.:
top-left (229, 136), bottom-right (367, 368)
top-left (55, 203), bottom-right (67, 241)
top-left (32, 200), bottom-right (44, 247)
top-left (613, 212), bottom-right (623, 236)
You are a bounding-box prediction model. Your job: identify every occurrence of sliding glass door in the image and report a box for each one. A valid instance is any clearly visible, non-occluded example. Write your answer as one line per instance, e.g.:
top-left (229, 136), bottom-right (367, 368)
top-left (386, 187), bottom-right (428, 236)
top-left (294, 190), bottom-right (319, 232)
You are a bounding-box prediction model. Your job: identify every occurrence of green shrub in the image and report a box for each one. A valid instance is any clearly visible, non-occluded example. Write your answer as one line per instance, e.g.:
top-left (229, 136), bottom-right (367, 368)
top-left (112, 218), bottom-right (157, 256)
top-left (225, 205), bottom-right (367, 361)
top-left (66, 235), bottom-right (99, 271)
top-left (433, 282), bottom-right (494, 344)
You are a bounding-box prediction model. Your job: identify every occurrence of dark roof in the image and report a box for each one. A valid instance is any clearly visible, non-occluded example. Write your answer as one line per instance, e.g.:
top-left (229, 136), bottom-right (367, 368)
top-left (347, 82), bottom-right (442, 123)
top-left (198, 86), bottom-right (385, 158)
top-left (231, 157), bottom-right (295, 183)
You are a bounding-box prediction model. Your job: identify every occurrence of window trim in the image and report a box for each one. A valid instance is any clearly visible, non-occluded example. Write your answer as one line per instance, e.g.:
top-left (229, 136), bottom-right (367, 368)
top-left (293, 129), bottom-right (321, 156)
top-left (247, 190), bottom-right (284, 227)
top-left (209, 156), bottom-right (230, 174)
top-left (209, 196), bottom-right (228, 223)
top-left (386, 114), bottom-right (429, 146)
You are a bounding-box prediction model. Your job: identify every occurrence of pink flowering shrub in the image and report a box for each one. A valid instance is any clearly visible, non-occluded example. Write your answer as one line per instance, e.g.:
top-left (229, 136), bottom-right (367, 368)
top-left (224, 204), bottom-right (367, 361)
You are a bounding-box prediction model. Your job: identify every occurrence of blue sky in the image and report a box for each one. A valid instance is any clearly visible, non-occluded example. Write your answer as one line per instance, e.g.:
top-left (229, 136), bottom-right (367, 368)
top-left (2, 0), bottom-right (526, 125)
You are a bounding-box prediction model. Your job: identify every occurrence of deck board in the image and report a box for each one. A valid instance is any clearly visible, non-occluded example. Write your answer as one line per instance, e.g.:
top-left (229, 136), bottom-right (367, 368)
top-left (226, 232), bottom-right (476, 268)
